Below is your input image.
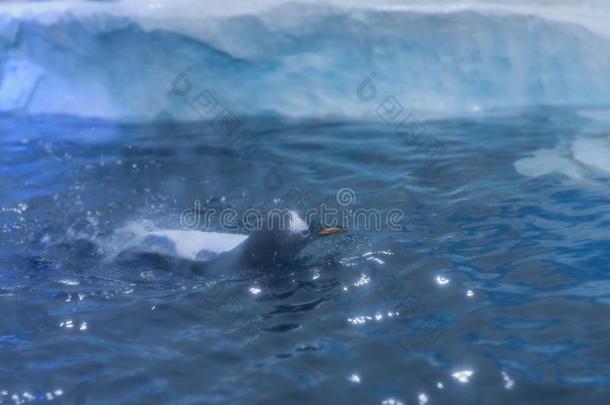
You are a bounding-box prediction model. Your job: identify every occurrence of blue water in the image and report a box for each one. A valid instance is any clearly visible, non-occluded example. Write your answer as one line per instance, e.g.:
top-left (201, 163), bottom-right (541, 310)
top-left (1, 110), bottom-right (610, 404)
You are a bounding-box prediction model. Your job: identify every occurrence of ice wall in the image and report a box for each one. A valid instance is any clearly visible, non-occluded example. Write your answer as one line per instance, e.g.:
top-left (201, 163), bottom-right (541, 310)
top-left (1, 3), bottom-right (610, 121)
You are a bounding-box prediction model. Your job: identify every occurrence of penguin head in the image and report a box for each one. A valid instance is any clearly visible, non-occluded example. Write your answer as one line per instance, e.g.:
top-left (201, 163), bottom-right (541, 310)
top-left (241, 210), bottom-right (346, 268)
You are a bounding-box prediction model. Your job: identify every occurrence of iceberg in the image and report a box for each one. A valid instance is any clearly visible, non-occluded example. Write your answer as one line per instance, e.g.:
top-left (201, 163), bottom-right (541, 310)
top-left (0, 58), bottom-right (43, 112)
top-left (1, 2), bottom-right (610, 121)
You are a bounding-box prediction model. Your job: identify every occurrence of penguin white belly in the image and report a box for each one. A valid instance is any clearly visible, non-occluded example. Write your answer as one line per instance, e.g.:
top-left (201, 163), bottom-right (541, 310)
top-left (145, 230), bottom-right (248, 261)
top-left (112, 210), bottom-right (310, 264)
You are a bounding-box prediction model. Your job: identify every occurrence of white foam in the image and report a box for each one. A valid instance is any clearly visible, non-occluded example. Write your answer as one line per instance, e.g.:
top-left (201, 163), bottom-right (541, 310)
top-left (514, 148), bottom-right (587, 180)
top-left (515, 135), bottom-right (610, 181)
top-left (572, 136), bottom-right (610, 174)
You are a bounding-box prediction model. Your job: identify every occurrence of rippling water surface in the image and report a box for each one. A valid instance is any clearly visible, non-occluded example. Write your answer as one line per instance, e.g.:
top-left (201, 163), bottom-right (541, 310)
top-left (1, 110), bottom-right (610, 404)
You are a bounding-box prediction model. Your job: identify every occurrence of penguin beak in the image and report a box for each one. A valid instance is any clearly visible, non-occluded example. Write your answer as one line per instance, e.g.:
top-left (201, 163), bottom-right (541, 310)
top-left (318, 226), bottom-right (347, 236)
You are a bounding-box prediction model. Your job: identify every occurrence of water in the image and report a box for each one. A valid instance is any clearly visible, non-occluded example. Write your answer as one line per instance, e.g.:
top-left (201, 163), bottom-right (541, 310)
top-left (1, 109), bottom-right (610, 404)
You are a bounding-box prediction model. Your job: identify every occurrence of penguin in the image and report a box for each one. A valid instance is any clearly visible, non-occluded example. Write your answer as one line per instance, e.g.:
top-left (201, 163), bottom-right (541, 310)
top-left (122, 210), bottom-right (346, 270)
